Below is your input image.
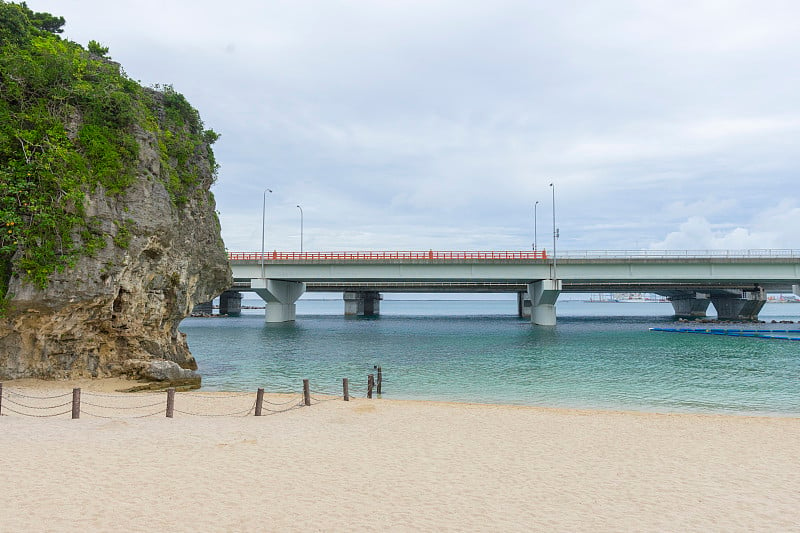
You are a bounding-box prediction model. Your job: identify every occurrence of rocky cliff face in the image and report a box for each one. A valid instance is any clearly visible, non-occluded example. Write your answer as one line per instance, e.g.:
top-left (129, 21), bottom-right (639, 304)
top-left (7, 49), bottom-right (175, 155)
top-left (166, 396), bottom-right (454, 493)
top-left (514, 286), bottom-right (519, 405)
top-left (0, 95), bottom-right (231, 384)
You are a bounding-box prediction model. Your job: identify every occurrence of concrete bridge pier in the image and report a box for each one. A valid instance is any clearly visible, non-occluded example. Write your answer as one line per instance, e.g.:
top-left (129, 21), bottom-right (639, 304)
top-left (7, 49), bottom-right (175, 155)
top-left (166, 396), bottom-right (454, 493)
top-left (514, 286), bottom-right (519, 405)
top-left (517, 291), bottom-right (532, 318)
top-left (344, 291), bottom-right (382, 317)
top-left (251, 279), bottom-right (306, 322)
top-left (711, 288), bottom-right (766, 321)
top-left (219, 290), bottom-right (242, 316)
top-left (669, 293), bottom-right (711, 319)
top-left (528, 279), bottom-right (562, 326)
top-left (793, 284), bottom-right (800, 298)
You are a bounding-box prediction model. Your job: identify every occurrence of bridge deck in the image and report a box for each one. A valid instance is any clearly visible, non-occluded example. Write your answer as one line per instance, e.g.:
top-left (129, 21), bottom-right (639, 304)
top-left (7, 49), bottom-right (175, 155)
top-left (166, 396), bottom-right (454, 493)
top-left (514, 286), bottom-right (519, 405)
top-left (228, 251), bottom-right (800, 294)
top-left (229, 251), bottom-right (800, 293)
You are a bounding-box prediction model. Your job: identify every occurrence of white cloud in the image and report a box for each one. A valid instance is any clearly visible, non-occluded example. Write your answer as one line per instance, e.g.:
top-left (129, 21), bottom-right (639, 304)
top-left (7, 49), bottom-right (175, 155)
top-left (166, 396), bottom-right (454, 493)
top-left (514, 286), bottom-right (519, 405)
top-left (650, 217), bottom-right (769, 250)
top-left (650, 201), bottom-right (800, 250)
top-left (29, 0), bottom-right (800, 252)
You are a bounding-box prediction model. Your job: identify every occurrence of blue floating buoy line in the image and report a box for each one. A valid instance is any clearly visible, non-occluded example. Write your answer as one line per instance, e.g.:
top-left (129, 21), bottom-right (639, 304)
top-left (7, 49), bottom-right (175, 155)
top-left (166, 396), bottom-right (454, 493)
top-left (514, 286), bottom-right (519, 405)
top-left (649, 327), bottom-right (800, 341)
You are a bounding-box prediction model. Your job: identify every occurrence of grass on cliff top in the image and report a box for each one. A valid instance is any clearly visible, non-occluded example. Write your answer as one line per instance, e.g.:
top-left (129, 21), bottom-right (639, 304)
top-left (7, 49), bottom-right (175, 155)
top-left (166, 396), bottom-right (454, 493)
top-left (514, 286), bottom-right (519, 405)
top-left (0, 1), bottom-right (220, 306)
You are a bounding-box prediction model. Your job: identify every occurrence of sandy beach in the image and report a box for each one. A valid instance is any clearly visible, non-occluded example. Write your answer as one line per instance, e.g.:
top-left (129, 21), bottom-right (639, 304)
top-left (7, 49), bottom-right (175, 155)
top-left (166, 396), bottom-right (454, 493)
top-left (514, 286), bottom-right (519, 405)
top-left (1, 379), bottom-right (799, 532)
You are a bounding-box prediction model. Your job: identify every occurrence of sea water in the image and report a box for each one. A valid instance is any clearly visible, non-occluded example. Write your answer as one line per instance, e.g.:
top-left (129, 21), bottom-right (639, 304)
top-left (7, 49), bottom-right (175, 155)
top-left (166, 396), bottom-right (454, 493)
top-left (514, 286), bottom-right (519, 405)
top-left (179, 299), bottom-right (800, 415)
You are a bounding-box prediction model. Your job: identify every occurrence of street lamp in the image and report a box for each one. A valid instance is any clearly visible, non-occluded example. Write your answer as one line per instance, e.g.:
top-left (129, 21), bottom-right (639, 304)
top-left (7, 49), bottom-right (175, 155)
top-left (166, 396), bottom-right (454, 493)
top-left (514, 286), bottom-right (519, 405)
top-left (550, 183), bottom-right (558, 278)
top-left (261, 188), bottom-right (272, 278)
top-left (533, 200), bottom-right (539, 251)
top-left (296, 204), bottom-right (304, 253)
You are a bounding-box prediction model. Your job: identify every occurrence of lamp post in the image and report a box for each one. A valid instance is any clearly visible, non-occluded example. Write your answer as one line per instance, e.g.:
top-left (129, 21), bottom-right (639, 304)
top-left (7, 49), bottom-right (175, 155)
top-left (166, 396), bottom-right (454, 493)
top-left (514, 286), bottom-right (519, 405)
top-left (533, 200), bottom-right (539, 251)
top-left (261, 188), bottom-right (272, 278)
top-left (296, 205), bottom-right (304, 253)
top-left (549, 182), bottom-right (558, 278)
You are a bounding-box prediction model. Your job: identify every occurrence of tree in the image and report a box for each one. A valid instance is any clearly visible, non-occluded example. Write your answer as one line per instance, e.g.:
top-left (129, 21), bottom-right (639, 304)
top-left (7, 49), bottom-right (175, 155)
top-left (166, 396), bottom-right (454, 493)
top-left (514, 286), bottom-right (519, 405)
top-left (0, 1), bottom-right (30, 45)
top-left (87, 39), bottom-right (109, 57)
top-left (19, 1), bottom-right (64, 34)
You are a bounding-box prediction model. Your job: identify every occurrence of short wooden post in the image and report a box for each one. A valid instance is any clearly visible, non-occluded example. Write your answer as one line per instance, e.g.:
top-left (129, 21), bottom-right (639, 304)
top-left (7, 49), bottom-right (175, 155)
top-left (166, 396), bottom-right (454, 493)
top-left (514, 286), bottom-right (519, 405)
top-left (376, 366), bottom-right (382, 395)
top-left (255, 388), bottom-right (264, 416)
top-left (0, 382), bottom-right (4, 416)
top-left (166, 387), bottom-right (175, 418)
top-left (342, 378), bottom-right (350, 401)
top-left (367, 374), bottom-right (374, 399)
top-left (71, 388), bottom-right (81, 420)
top-left (303, 379), bottom-right (311, 406)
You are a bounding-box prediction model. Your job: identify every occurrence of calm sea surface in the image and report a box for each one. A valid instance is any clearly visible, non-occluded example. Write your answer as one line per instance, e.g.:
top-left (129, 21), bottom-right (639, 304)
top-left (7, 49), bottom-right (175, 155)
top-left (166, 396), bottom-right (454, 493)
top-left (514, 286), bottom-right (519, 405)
top-left (179, 299), bottom-right (800, 415)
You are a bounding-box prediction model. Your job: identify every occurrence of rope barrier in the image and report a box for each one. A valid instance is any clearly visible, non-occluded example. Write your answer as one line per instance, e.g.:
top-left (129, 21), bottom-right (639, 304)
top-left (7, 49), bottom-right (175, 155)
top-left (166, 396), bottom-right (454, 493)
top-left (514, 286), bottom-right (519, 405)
top-left (310, 395), bottom-right (340, 403)
top-left (261, 402), bottom-right (304, 414)
top-left (0, 404), bottom-right (72, 417)
top-left (261, 395), bottom-right (304, 406)
top-left (0, 376), bottom-right (372, 419)
top-left (173, 405), bottom-right (255, 417)
top-left (82, 409), bottom-right (165, 419)
top-left (4, 389), bottom-right (73, 400)
top-left (81, 400), bottom-right (165, 410)
top-left (180, 391), bottom-right (253, 399)
top-left (81, 391), bottom-right (165, 398)
top-left (2, 397), bottom-right (73, 410)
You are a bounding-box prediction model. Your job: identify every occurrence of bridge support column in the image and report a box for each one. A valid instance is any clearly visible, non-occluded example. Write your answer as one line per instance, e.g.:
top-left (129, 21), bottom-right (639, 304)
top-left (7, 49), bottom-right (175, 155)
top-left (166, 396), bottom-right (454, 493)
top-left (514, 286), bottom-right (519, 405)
top-left (192, 301), bottom-right (213, 315)
top-left (668, 293), bottom-right (711, 319)
top-left (219, 290), bottom-right (242, 316)
top-left (712, 288), bottom-right (766, 321)
top-left (251, 279), bottom-right (306, 323)
top-left (344, 291), bottom-right (382, 317)
top-left (793, 284), bottom-right (800, 298)
top-left (528, 280), bottom-right (562, 326)
top-left (517, 291), bottom-right (532, 318)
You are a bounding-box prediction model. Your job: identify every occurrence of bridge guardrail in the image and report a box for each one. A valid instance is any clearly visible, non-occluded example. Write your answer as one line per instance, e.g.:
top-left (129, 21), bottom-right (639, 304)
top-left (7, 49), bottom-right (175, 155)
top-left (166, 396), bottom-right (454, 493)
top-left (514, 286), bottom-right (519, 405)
top-left (227, 250), bottom-right (548, 261)
top-left (554, 249), bottom-right (800, 259)
top-left (227, 249), bottom-right (800, 262)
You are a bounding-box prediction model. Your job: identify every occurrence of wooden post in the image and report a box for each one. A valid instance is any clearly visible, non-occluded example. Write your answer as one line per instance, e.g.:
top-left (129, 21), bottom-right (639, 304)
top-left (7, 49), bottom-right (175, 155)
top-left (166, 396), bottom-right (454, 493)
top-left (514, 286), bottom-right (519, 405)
top-left (376, 366), bottom-right (382, 395)
top-left (71, 388), bottom-right (81, 420)
top-left (303, 379), bottom-right (311, 406)
top-left (166, 387), bottom-right (175, 418)
top-left (255, 388), bottom-right (264, 416)
top-left (367, 374), bottom-right (374, 399)
top-left (342, 378), bottom-right (350, 401)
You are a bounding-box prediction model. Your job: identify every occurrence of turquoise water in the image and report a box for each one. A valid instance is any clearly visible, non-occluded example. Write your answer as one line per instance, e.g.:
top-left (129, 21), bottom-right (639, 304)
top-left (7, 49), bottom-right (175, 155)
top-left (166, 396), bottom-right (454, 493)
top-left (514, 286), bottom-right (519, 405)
top-left (179, 300), bottom-right (800, 415)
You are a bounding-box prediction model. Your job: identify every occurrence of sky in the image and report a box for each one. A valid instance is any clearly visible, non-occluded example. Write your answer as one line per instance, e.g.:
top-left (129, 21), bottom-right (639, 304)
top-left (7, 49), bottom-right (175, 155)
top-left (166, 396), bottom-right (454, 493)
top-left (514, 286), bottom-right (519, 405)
top-left (30, 0), bottom-right (800, 253)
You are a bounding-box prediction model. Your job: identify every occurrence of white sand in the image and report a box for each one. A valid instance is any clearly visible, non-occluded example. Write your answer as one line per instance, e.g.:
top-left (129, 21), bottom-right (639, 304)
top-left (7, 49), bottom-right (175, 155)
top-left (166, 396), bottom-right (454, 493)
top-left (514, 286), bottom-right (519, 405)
top-left (1, 379), bottom-right (799, 532)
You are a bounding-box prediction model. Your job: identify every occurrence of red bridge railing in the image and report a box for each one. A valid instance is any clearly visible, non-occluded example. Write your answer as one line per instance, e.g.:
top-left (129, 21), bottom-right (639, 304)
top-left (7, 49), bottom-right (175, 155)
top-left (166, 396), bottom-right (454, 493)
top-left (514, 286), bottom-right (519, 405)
top-left (227, 250), bottom-right (548, 262)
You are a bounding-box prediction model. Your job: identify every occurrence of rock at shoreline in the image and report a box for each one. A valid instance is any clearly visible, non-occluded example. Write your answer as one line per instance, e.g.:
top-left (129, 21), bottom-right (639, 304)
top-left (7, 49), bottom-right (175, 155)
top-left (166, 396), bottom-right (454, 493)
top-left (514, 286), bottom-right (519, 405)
top-left (121, 359), bottom-right (202, 390)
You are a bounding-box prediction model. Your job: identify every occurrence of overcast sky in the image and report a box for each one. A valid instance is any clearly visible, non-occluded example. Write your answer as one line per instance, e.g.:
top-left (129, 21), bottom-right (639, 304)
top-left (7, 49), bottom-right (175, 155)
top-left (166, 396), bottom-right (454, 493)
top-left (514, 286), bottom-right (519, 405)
top-left (32, 0), bottom-right (800, 253)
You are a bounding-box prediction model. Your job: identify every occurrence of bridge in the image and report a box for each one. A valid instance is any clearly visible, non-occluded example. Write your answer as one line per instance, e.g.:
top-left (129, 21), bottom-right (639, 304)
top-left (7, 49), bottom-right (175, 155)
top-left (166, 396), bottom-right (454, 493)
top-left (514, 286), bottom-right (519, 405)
top-left (207, 250), bottom-right (800, 325)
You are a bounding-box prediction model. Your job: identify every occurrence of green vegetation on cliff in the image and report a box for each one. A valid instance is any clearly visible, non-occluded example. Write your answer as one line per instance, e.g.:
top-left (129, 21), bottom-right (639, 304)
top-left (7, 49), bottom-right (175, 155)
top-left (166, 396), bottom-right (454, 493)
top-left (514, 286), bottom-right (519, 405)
top-left (0, 1), bottom-right (219, 304)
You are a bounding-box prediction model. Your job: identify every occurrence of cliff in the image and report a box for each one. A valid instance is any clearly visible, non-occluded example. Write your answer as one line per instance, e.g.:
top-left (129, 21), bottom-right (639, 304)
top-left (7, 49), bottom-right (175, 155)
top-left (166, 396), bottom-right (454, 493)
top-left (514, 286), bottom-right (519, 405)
top-left (0, 2), bottom-right (231, 385)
